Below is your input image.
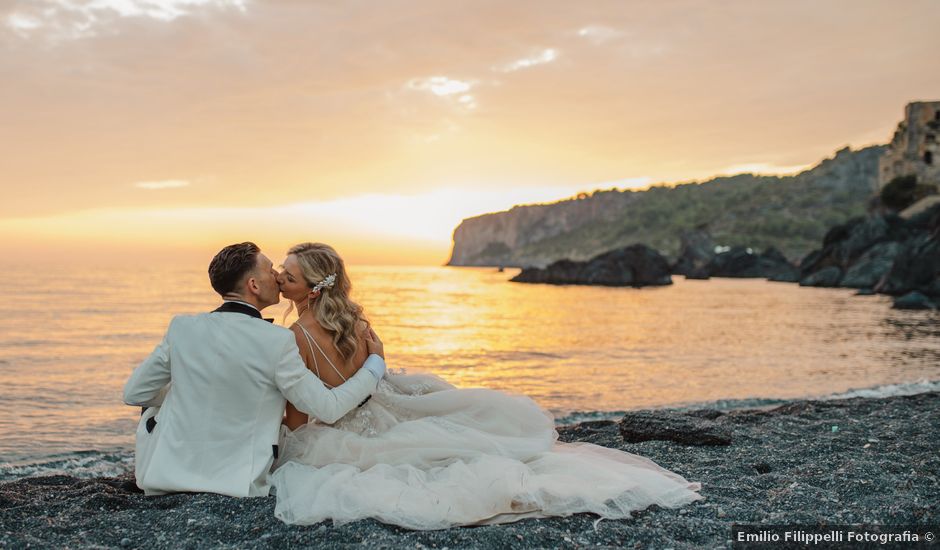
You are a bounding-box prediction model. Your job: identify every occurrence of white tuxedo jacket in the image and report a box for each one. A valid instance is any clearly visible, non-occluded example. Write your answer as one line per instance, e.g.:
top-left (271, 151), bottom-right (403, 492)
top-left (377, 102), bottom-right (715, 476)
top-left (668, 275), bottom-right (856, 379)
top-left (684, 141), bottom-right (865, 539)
top-left (123, 306), bottom-right (383, 497)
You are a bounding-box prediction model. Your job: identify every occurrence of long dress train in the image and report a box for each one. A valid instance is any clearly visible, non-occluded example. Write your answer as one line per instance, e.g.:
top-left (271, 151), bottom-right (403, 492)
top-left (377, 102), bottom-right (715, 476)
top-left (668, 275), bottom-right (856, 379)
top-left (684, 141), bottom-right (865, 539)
top-left (271, 341), bottom-right (702, 529)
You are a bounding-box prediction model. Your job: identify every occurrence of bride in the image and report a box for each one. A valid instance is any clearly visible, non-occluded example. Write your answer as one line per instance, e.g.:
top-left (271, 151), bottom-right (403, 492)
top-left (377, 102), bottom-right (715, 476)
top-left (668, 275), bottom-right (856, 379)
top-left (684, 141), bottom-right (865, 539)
top-left (271, 242), bottom-right (702, 529)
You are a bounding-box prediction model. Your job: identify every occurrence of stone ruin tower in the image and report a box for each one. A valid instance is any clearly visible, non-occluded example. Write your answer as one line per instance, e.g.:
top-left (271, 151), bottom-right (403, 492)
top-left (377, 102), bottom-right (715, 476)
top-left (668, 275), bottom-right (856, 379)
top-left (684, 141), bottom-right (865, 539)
top-left (879, 100), bottom-right (940, 190)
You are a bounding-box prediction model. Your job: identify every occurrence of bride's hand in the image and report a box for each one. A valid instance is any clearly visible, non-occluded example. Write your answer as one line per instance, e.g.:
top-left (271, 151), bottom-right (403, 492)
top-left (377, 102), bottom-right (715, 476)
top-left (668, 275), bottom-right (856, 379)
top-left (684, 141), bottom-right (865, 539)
top-left (364, 327), bottom-right (384, 359)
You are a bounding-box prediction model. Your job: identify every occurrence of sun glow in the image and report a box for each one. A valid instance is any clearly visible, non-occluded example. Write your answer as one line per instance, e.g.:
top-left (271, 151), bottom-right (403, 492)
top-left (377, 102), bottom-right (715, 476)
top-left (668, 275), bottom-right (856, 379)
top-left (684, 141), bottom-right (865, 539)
top-left (2, 2), bottom-right (936, 272)
top-left (1, 185), bottom-right (596, 266)
top-left (718, 163), bottom-right (813, 176)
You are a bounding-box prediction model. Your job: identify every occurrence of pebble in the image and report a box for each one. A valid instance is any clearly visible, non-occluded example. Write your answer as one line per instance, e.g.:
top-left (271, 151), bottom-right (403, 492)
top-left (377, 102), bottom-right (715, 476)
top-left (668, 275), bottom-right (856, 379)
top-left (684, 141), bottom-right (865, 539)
top-left (1, 391), bottom-right (937, 549)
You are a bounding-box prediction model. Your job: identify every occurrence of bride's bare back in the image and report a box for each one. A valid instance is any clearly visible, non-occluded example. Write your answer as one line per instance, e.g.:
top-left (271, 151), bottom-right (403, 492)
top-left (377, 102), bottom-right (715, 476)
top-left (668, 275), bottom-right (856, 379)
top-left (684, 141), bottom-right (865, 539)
top-left (283, 317), bottom-right (369, 430)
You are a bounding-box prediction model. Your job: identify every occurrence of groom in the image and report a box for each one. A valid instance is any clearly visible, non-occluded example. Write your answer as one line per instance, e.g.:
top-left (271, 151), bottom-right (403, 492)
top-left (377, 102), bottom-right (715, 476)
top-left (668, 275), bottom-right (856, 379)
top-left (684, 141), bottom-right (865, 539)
top-left (123, 242), bottom-right (386, 497)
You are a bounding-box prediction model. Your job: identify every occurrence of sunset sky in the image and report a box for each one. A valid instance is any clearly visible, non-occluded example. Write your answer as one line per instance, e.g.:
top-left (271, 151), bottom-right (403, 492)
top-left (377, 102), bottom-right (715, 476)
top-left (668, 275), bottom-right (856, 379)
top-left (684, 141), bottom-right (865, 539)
top-left (2, 0), bottom-right (938, 266)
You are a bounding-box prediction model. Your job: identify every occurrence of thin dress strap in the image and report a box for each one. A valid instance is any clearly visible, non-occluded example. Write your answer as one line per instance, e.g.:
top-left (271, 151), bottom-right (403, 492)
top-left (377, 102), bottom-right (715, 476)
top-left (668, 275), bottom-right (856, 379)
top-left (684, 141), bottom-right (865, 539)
top-left (296, 323), bottom-right (348, 387)
top-left (295, 323), bottom-right (322, 384)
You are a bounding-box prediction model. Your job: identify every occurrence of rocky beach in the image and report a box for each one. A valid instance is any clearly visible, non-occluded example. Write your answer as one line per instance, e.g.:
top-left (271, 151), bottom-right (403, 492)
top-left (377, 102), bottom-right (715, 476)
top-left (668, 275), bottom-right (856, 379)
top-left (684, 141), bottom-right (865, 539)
top-left (2, 391), bottom-right (937, 549)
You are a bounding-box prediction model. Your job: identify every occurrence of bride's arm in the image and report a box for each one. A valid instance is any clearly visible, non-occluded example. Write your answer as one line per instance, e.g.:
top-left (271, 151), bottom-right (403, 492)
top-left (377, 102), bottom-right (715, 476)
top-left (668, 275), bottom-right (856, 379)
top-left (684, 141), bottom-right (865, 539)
top-left (349, 320), bottom-right (371, 375)
top-left (283, 327), bottom-right (313, 429)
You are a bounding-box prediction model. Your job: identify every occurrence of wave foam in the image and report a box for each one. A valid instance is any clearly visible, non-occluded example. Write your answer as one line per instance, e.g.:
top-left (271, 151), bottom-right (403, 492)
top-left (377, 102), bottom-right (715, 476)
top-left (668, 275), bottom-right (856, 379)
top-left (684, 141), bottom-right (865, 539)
top-left (555, 379), bottom-right (940, 424)
top-left (821, 379), bottom-right (940, 400)
top-left (0, 450), bottom-right (133, 482)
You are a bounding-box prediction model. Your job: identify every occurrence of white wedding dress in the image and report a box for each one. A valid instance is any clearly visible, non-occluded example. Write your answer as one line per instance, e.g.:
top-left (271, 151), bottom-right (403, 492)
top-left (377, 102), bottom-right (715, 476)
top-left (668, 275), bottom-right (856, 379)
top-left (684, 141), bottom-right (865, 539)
top-left (271, 328), bottom-right (702, 529)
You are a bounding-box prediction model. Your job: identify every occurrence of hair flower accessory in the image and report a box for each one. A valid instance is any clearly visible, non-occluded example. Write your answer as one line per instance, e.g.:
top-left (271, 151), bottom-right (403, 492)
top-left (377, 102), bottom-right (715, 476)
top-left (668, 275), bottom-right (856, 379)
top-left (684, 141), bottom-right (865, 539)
top-left (312, 273), bottom-right (336, 294)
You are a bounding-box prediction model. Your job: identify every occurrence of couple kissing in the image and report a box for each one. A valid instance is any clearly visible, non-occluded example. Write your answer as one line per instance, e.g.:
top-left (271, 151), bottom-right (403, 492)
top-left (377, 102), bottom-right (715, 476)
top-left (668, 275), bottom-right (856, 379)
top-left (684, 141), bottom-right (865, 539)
top-left (124, 241), bottom-right (702, 529)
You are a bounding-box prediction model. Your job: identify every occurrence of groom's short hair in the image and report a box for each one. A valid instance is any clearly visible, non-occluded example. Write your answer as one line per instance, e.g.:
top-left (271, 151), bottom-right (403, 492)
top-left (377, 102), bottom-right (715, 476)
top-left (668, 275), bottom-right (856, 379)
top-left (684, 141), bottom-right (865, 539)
top-left (208, 242), bottom-right (261, 296)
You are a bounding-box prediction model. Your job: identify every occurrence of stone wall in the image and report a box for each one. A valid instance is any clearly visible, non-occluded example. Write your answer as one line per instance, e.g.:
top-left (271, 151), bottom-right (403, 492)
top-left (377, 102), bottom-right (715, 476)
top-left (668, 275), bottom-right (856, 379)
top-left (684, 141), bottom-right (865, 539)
top-left (878, 101), bottom-right (940, 189)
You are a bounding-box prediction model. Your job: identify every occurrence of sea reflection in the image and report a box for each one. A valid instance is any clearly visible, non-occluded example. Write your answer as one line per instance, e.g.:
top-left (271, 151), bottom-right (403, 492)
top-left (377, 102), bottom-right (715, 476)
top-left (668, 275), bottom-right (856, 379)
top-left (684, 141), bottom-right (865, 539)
top-left (0, 264), bottom-right (938, 464)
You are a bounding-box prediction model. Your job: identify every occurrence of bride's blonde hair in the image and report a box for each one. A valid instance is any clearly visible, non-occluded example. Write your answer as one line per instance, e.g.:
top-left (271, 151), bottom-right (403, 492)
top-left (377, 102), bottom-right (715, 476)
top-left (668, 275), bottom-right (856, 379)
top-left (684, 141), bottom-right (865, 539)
top-left (287, 242), bottom-right (367, 361)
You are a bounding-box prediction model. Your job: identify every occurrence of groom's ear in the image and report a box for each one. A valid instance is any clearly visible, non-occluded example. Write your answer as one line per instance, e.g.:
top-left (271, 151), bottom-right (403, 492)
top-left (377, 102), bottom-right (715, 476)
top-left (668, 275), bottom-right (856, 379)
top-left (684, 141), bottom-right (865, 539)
top-left (244, 275), bottom-right (261, 297)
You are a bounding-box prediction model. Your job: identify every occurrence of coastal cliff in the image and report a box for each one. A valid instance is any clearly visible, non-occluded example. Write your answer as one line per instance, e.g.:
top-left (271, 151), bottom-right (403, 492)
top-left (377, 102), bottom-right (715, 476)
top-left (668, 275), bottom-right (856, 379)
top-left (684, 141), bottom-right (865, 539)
top-left (448, 146), bottom-right (884, 268)
top-left (448, 189), bottom-right (637, 266)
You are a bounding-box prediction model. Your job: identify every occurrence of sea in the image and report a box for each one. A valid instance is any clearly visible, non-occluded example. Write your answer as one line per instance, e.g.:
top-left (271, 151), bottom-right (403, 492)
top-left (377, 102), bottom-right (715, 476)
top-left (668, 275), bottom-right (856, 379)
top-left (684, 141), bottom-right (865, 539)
top-left (1, 265), bottom-right (938, 481)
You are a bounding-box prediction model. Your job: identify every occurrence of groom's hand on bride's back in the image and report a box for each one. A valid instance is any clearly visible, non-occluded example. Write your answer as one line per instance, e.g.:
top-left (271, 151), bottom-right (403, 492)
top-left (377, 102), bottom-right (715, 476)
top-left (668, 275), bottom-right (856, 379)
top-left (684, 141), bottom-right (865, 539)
top-left (365, 327), bottom-right (384, 359)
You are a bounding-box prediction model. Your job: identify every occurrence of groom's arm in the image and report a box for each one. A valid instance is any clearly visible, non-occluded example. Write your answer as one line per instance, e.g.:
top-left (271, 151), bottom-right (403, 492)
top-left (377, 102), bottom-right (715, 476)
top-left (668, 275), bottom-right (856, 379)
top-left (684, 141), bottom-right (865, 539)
top-left (274, 334), bottom-right (385, 424)
top-left (123, 321), bottom-right (173, 407)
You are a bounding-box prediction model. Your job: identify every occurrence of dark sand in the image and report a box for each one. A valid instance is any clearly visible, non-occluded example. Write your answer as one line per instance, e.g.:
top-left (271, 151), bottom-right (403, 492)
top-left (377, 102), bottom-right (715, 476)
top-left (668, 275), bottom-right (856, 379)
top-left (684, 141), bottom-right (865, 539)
top-left (2, 392), bottom-right (937, 549)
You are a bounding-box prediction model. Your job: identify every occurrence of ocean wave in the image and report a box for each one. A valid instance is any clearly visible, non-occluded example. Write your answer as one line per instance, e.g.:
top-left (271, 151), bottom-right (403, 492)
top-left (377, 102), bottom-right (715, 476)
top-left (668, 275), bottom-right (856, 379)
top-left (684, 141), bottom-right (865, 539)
top-left (0, 450), bottom-right (133, 482)
top-left (95, 332), bottom-right (159, 341)
top-left (1, 340), bottom-right (56, 348)
top-left (554, 379), bottom-right (940, 424)
top-left (821, 378), bottom-right (940, 400)
top-left (474, 350), bottom-right (568, 361)
top-left (668, 379), bottom-right (940, 413)
top-left (554, 410), bottom-right (626, 425)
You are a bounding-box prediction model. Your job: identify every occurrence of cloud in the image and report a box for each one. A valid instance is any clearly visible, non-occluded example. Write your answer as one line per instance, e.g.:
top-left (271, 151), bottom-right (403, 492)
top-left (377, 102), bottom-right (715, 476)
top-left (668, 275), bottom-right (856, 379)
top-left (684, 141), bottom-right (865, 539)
top-left (4, 0), bottom-right (249, 40)
top-left (576, 25), bottom-right (626, 45)
top-left (574, 25), bottom-right (666, 58)
top-left (493, 48), bottom-right (558, 73)
top-left (134, 179), bottom-right (191, 190)
top-left (405, 76), bottom-right (478, 114)
top-left (406, 76), bottom-right (474, 97)
top-left (456, 94), bottom-right (477, 110)
top-left (6, 12), bottom-right (42, 36)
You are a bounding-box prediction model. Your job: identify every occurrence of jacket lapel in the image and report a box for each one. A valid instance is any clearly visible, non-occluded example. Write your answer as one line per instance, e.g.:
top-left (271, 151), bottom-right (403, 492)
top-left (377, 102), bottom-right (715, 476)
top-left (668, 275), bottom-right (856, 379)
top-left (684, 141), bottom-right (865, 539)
top-left (213, 302), bottom-right (273, 322)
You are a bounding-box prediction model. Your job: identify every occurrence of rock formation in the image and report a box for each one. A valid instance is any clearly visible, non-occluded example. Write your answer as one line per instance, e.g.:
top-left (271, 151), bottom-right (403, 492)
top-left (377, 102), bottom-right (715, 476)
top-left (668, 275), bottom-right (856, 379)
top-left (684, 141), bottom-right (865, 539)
top-left (671, 228), bottom-right (716, 277)
top-left (510, 244), bottom-right (672, 287)
top-left (701, 246), bottom-right (799, 281)
top-left (797, 204), bottom-right (940, 308)
top-left (619, 410), bottom-right (732, 446)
